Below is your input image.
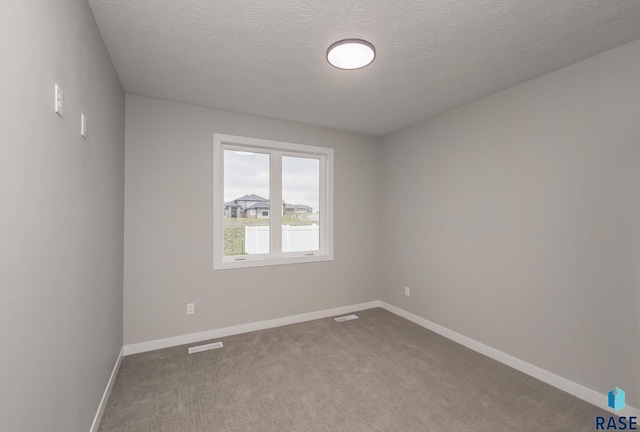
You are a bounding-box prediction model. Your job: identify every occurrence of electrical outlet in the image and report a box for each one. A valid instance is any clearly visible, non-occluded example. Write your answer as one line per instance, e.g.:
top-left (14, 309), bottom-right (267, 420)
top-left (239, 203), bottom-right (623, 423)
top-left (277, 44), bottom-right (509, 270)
top-left (405, 287), bottom-right (410, 297)
top-left (187, 303), bottom-right (195, 315)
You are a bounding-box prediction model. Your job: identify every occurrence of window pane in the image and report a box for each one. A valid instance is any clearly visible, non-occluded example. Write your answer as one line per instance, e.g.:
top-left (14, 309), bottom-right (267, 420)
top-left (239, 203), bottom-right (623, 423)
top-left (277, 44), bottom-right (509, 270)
top-left (223, 150), bottom-right (270, 255)
top-left (282, 156), bottom-right (320, 252)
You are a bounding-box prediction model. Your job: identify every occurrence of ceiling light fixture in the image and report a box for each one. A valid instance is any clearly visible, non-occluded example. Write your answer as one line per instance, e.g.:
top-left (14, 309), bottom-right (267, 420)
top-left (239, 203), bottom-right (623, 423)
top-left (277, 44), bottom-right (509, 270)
top-left (326, 39), bottom-right (376, 70)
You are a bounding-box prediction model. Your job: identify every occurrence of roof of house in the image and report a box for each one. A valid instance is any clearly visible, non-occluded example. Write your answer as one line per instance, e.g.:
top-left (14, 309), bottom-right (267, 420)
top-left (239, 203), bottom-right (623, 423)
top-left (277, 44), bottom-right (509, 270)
top-left (248, 201), bottom-right (270, 209)
top-left (235, 194), bottom-right (267, 202)
top-left (224, 202), bottom-right (240, 208)
top-left (285, 204), bottom-right (312, 210)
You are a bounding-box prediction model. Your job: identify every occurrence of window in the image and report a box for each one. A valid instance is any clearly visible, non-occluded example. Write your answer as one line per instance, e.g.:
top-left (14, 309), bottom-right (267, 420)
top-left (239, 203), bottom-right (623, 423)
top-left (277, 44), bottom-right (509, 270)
top-left (213, 134), bottom-right (334, 270)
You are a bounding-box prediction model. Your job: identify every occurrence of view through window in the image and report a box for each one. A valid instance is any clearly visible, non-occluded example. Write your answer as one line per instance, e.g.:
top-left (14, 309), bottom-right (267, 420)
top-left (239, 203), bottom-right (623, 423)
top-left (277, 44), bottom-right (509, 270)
top-left (282, 156), bottom-right (320, 253)
top-left (214, 134), bottom-right (333, 269)
top-left (223, 150), bottom-right (270, 255)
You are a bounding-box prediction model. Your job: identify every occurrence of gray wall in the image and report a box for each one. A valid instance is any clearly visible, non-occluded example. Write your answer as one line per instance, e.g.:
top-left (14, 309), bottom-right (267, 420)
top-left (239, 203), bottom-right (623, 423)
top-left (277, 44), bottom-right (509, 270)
top-left (0, 0), bottom-right (125, 431)
top-left (381, 39), bottom-right (640, 407)
top-left (124, 95), bottom-right (382, 345)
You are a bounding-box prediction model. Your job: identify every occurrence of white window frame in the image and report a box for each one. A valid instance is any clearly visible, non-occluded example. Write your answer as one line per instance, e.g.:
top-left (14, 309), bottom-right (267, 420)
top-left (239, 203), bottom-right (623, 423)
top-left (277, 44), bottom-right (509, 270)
top-left (213, 133), bottom-right (334, 270)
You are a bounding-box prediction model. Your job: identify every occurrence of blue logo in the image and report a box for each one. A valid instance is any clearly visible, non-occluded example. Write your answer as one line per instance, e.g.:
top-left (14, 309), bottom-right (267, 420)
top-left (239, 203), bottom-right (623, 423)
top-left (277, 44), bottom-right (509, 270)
top-left (609, 387), bottom-right (626, 412)
top-left (596, 387), bottom-right (637, 430)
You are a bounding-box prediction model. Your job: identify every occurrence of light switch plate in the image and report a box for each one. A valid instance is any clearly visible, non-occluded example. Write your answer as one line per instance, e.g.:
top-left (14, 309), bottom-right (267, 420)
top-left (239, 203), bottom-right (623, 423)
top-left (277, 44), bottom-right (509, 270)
top-left (81, 114), bottom-right (87, 138)
top-left (54, 84), bottom-right (63, 117)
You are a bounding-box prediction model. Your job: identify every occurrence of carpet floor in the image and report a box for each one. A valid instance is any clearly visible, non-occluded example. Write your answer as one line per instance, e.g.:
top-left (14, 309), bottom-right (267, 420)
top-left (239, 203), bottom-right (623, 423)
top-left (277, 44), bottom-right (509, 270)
top-left (99, 308), bottom-right (608, 431)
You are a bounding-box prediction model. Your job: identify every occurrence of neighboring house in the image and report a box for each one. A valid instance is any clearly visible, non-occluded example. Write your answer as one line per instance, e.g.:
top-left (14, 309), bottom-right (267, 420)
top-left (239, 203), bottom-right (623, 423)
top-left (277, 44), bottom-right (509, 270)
top-left (224, 194), bottom-right (286, 218)
top-left (224, 194), bottom-right (267, 218)
top-left (223, 201), bottom-right (240, 218)
top-left (285, 204), bottom-right (313, 215)
top-left (234, 194), bottom-right (268, 210)
top-left (246, 201), bottom-right (271, 218)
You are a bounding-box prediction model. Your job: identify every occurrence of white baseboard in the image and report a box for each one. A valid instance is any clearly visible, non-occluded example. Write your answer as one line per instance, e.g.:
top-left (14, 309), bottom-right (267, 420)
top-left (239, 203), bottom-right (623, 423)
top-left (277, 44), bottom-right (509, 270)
top-left (379, 301), bottom-right (639, 417)
top-left (123, 300), bottom-right (381, 356)
top-left (89, 347), bottom-right (123, 432)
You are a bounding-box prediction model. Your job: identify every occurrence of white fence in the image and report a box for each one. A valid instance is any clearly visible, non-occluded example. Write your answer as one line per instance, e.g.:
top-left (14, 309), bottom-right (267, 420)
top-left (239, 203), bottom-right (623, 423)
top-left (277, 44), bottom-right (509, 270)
top-left (245, 225), bottom-right (319, 254)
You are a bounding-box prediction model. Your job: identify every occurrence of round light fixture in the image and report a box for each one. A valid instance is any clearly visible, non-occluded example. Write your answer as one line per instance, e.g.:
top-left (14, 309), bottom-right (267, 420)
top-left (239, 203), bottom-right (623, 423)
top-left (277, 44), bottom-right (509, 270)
top-left (326, 39), bottom-right (376, 70)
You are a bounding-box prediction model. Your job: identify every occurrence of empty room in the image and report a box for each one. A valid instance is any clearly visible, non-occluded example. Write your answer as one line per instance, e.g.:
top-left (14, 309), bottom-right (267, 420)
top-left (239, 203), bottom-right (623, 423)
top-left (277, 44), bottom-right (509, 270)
top-left (2, 0), bottom-right (640, 431)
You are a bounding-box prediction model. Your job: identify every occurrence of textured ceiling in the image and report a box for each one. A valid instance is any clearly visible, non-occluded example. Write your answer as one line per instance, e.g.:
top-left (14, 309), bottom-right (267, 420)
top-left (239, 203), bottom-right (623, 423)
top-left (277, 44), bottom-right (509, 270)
top-left (88, 0), bottom-right (640, 136)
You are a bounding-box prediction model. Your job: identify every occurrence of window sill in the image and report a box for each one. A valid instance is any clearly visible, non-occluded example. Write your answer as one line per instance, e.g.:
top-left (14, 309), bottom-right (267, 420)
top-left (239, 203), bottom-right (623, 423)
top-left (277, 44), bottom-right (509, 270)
top-left (214, 253), bottom-right (333, 270)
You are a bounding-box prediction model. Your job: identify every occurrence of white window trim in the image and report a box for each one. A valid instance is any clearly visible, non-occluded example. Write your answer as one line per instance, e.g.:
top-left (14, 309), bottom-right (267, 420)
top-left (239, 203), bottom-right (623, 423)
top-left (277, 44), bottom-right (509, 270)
top-left (213, 133), bottom-right (334, 270)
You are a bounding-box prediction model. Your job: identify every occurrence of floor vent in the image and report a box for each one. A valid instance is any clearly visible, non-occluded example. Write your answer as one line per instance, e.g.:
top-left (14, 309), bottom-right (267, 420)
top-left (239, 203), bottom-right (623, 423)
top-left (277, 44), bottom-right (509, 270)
top-left (188, 341), bottom-right (223, 354)
top-left (335, 314), bottom-right (359, 322)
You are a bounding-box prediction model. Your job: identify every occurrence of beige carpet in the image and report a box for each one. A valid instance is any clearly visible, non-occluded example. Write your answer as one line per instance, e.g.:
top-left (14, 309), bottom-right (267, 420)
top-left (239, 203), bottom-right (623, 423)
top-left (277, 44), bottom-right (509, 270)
top-left (99, 308), bottom-right (607, 431)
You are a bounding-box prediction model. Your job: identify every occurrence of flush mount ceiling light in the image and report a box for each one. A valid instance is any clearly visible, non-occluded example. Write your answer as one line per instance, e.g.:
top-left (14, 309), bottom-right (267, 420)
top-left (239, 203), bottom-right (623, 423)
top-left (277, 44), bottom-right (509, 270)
top-left (326, 39), bottom-right (376, 70)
